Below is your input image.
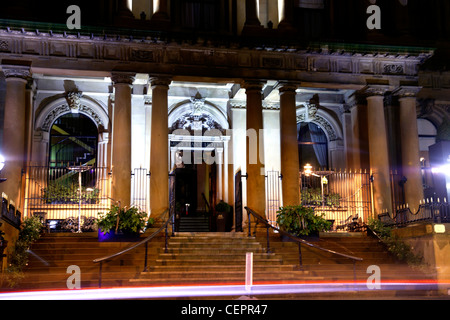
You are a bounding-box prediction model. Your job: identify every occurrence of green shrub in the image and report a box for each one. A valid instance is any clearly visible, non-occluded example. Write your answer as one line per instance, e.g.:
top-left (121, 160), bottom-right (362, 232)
top-left (97, 205), bottom-right (148, 234)
top-left (276, 205), bottom-right (332, 236)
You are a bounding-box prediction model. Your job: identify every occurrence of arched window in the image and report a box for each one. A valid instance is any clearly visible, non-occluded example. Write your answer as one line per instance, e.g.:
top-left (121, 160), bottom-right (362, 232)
top-left (298, 122), bottom-right (328, 170)
top-left (49, 113), bottom-right (98, 168)
top-left (417, 118), bottom-right (437, 153)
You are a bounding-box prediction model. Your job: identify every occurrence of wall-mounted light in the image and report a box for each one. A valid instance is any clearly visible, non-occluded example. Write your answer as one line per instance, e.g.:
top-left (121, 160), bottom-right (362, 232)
top-left (304, 163), bottom-right (313, 177)
top-left (0, 154), bottom-right (6, 183)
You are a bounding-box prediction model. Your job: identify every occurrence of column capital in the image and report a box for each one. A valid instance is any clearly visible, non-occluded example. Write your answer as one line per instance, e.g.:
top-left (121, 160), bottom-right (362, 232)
top-left (393, 86), bottom-right (422, 99)
top-left (361, 85), bottom-right (390, 98)
top-left (150, 76), bottom-right (172, 89)
top-left (277, 81), bottom-right (301, 94)
top-left (2, 64), bottom-right (32, 82)
top-left (242, 80), bottom-right (265, 92)
top-left (111, 72), bottom-right (135, 85)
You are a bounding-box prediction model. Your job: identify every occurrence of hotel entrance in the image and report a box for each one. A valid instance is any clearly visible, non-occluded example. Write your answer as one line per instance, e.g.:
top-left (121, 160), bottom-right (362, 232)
top-left (169, 134), bottom-right (231, 232)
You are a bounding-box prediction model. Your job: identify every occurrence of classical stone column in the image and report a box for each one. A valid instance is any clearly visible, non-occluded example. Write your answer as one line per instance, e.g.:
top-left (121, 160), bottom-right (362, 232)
top-left (111, 73), bottom-right (135, 207)
top-left (279, 82), bottom-right (300, 206)
top-left (244, 80), bottom-right (266, 216)
top-left (242, 0), bottom-right (262, 34)
top-left (0, 65), bottom-right (31, 211)
top-left (149, 77), bottom-right (171, 216)
top-left (348, 91), bottom-right (371, 171)
top-left (151, 0), bottom-right (170, 27)
top-left (364, 86), bottom-right (393, 216)
top-left (278, 0), bottom-right (295, 31)
top-left (394, 87), bottom-right (424, 211)
top-left (116, 0), bottom-right (135, 20)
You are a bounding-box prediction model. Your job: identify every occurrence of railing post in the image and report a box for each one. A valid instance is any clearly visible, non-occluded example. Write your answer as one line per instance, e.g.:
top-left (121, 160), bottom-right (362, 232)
top-left (143, 241), bottom-right (149, 272)
top-left (98, 261), bottom-right (102, 288)
top-left (298, 242), bottom-right (303, 269)
top-left (248, 210), bottom-right (252, 237)
top-left (266, 225), bottom-right (271, 253)
top-left (165, 222), bottom-right (169, 253)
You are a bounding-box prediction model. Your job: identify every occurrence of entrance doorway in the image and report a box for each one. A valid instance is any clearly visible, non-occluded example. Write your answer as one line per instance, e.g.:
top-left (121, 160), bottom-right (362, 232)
top-left (169, 133), bottom-right (231, 232)
top-left (174, 161), bottom-right (215, 217)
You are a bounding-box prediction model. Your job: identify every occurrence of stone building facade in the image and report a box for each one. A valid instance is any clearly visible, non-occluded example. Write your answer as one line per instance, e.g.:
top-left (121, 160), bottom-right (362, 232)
top-left (0, 0), bottom-right (448, 229)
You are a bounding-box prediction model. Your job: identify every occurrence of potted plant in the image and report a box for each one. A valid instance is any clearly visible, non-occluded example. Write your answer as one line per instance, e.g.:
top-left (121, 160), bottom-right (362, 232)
top-left (215, 200), bottom-right (231, 232)
top-left (276, 205), bottom-right (332, 241)
top-left (97, 205), bottom-right (148, 242)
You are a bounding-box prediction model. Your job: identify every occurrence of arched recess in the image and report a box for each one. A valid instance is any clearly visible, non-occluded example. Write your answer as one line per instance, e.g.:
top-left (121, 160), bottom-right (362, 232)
top-left (169, 95), bottom-right (229, 131)
top-left (296, 105), bottom-right (345, 170)
top-left (33, 94), bottom-right (110, 166)
top-left (167, 95), bottom-right (231, 217)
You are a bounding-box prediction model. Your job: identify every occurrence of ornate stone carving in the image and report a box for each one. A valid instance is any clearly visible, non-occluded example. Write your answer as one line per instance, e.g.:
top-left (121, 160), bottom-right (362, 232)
top-left (171, 112), bottom-right (223, 133)
top-left (41, 102), bottom-right (105, 131)
top-left (393, 86), bottom-right (422, 98)
top-left (383, 64), bottom-right (404, 75)
top-left (2, 65), bottom-right (31, 80)
top-left (190, 92), bottom-right (206, 115)
top-left (0, 40), bottom-right (9, 51)
top-left (111, 72), bottom-right (135, 85)
top-left (41, 104), bottom-right (71, 131)
top-left (65, 91), bottom-right (83, 112)
top-left (296, 113), bottom-right (337, 141)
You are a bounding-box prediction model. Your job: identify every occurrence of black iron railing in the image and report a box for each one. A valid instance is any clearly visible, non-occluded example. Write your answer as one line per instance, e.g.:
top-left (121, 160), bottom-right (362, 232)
top-left (299, 170), bottom-right (372, 229)
top-left (245, 207), bottom-right (363, 282)
top-left (379, 201), bottom-right (450, 227)
top-left (93, 209), bottom-right (174, 288)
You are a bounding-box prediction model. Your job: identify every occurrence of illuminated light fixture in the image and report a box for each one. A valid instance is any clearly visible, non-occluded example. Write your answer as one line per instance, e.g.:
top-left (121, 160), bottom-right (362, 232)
top-left (434, 224), bottom-right (446, 234)
top-left (0, 155), bottom-right (5, 171)
top-left (431, 164), bottom-right (450, 176)
top-left (304, 163), bottom-right (313, 177)
top-left (0, 154), bottom-right (6, 183)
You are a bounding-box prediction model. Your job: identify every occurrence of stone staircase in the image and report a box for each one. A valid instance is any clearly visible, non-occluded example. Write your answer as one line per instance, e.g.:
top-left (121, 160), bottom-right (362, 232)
top-left (177, 216), bottom-right (210, 232)
top-left (7, 232), bottom-right (166, 290)
top-left (129, 232), bottom-right (314, 286)
top-left (4, 230), bottom-right (440, 298)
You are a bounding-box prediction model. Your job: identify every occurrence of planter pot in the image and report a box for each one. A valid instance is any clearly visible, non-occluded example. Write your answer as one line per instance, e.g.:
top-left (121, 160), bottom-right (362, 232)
top-left (98, 229), bottom-right (141, 242)
top-left (216, 214), bottom-right (226, 232)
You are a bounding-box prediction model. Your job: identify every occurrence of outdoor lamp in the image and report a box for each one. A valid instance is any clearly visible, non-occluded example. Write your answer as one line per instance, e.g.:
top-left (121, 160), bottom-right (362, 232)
top-left (304, 163), bottom-right (313, 177)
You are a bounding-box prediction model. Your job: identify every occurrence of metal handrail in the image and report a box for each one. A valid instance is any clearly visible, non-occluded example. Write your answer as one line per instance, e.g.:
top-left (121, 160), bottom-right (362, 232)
top-left (93, 208), bottom-right (174, 288)
top-left (244, 206), bottom-right (363, 281)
